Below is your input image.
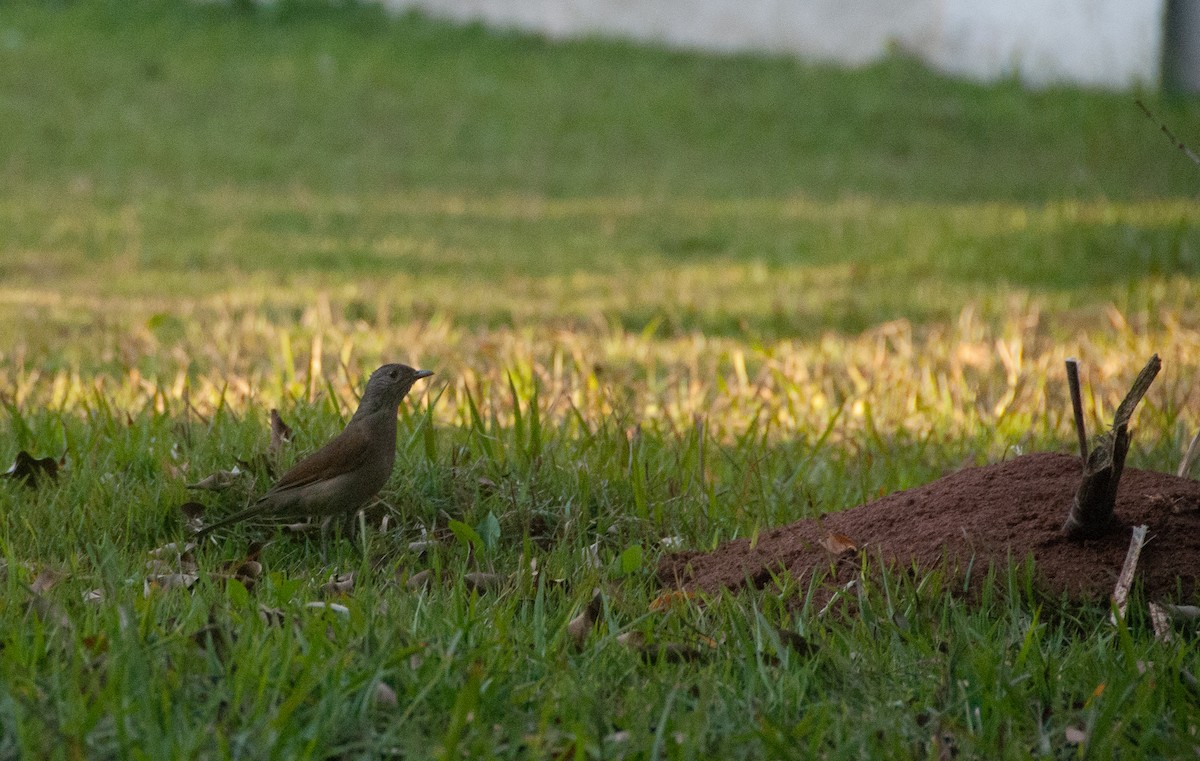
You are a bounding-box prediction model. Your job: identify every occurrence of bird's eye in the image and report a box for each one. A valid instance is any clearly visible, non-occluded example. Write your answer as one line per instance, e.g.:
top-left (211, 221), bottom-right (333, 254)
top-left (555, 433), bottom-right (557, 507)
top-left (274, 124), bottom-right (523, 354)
top-left (389, 370), bottom-right (398, 379)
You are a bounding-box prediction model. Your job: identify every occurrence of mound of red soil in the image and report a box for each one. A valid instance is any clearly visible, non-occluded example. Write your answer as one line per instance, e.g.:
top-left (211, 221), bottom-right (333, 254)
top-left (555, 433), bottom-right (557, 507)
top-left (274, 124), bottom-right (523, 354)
top-left (658, 452), bottom-right (1200, 603)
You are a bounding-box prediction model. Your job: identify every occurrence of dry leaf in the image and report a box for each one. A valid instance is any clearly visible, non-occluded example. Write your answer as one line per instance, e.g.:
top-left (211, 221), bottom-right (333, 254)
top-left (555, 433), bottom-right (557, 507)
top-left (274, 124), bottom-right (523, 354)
top-left (179, 502), bottom-right (206, 532)
top-left (232, 560), bottom-right (263, 583)
top-left (616, 631), bottom-right (646, 649)
top-left (463, 572), bottom-right (505, 594)
top-left (649, 589), bottom-right (700, 612)
top-left (82, 589), bottom-right (104, 604)
top-left (186, 467), bottom-right (245, 491)
top-left (236, 454), bottom-right (275, 481)
top-left (774, 627), bottom-right (817, 657)
top-left (406, 569), bottom-right (434, 591)
top-left (3, 450), bottom-right (58, 486)
top-left (28, 595), bottom-right (73, 631)
top-left (567, 592), bottom-right (603, 649)
top-left (820, 532), bottom-right (857, 555)
top-left (269, 409), bottom-right (293, 455)
top-left (149, 541), bottom-right (197, 560)
top-left (322, 572), bottom-right (355, 596)
top-left (143, 573), bottom-right (199, 596)
top-left (582, 541), bottom-right (603, 570)
top-left (258, 605), bottom-right (286, 626)
top-left (372, 681), bottom-right (398, 708)
top-left (29, 568), bottom-right (60, 595)
top-left (407, 539), bottom-right (438, 554)
top-left (304, 601), bottom-right (350, 616)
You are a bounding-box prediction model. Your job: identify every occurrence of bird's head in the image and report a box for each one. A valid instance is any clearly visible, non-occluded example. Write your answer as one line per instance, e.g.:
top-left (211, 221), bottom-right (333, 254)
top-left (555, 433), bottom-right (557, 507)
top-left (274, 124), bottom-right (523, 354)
top-left (354, 363), bottom-right (434, 417)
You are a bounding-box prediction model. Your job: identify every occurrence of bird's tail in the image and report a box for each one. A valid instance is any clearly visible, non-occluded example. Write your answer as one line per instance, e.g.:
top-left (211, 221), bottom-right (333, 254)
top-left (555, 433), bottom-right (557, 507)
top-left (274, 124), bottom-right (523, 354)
top-left (193, 500), bottom-right (265, 538)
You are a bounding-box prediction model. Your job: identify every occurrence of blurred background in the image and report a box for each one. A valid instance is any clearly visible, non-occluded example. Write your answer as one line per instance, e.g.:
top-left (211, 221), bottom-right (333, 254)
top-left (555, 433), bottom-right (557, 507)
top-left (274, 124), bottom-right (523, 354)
top-left (2, 0), bottom-right (1200, 452)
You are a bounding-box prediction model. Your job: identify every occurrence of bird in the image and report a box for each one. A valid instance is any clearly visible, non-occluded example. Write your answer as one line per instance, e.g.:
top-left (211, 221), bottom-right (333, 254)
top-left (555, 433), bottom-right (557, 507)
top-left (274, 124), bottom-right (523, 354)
top-left (196, 363), bottom-right (434, 537)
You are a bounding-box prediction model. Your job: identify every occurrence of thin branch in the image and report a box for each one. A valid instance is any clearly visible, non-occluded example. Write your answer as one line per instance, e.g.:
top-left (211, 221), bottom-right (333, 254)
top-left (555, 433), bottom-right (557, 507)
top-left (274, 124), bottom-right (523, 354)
top-left (1109, 524), bottom-right (1148, 625)
top-left (1136, 99), bottom-right (1200, 168)
top-left (1065, 358), bottom-right (1087, 461)
top-left (1178, 425), bottom-right (1200, 478)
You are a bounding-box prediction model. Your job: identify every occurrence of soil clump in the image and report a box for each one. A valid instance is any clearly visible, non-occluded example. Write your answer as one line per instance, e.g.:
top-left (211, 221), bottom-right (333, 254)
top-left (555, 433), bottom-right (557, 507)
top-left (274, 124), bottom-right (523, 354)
top-left (658, 452), bottom-right (1200, 603)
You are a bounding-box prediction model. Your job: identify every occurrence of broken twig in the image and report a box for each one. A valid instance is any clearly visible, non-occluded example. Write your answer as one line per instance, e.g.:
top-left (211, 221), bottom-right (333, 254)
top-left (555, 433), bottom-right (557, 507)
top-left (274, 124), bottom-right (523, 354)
top-left (1178, 426), bottom-right (1200, 478)
top-left (1136, 99), bottom-right (1200, 168)
top-left (1109, 524), bottom-right (1148, 625)
top-left (1063, 355), bottom-right (1161, 539)
top-left (1065, 358), bottom-right (1088, 461)
top-left (1148, 602), bottom-right (1172, 643)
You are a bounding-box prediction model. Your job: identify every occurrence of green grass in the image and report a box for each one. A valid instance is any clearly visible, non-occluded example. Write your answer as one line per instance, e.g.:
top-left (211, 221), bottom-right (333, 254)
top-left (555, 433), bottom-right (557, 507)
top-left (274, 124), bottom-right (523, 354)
top-left (3, 1), bottom-right (1200, 757)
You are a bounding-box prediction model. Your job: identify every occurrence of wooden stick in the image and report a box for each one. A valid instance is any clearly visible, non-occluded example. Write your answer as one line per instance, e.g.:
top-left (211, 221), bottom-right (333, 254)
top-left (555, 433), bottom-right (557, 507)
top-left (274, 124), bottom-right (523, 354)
top-left (1065, 358), bottom-right (1087, 461)
top-left (1178, 426), bottom-right (1200, 477)
top-left (1148, 602), bottom-right (1173, 643)
top-left (1109, 524), bottom-right (1148, 625)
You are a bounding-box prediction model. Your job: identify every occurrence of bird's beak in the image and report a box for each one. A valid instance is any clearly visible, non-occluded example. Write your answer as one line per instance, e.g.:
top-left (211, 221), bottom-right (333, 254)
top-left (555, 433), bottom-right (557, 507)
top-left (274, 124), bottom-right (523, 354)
top-left (414, 369), bottom-right (434, 380)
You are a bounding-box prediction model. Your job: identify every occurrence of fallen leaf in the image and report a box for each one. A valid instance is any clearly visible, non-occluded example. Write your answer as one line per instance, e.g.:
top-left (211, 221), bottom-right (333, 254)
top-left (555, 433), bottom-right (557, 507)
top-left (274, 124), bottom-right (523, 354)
top-left (3, 450), bottom-right (58, 486)
top-left (567, 591), bottom-right (603, 649)
top-left (304, 601), bottom-right (350, 616)
top-left (258, 605), bottom-right (286, 626)
top-left (407, 539), bottom-right (438, 554)
top-left (774, 627), bottom-right (817, 657)
top-left (149, 541), bottom-right (197, 560)
top-left (143, 573), bottom-right (199, 596)
top-left (28, 595), bottom-right (73, 631)
top-left (322, 572), bottom-right (355, 596)
top-left (582, 542), bottom-right (603, 570)
top-left (29, 568), bottom-right (60, 595)
top-left (236, 453), bottom-right (275, 481)
top-left (191, 623), bottom-right (233, 656)
top-left (186, 467), bottom-right (245, 491)
top-left (269, 409), bottom-right (293, 455)
top-left (373, 681), bottom-right (398, 708)
top-left (615, 631), bottom-right (645, 649)
top-left (179, 502), bottom-right (206, 531)
top-left (463, 572), bottom-right (505, 594)
top-left (649, 589), bottom-right (700, 612)
top-left (820, 532), bottom-right (857, 555)
top-left (232, 560), bottom-right (263, 584)
top-left (406, 569), bottom-right (434, 591)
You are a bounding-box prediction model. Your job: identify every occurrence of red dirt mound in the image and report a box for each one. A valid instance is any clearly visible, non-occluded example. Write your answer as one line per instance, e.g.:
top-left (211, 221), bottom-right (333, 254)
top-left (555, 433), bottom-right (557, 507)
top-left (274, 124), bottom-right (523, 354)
top-left (658, 452), bottom-right (1200, 603)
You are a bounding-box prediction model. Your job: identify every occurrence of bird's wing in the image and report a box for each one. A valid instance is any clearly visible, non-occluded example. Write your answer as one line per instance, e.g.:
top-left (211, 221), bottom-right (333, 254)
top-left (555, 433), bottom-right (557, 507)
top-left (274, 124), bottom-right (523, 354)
top-left (268, 423), bottom-right (374, 494)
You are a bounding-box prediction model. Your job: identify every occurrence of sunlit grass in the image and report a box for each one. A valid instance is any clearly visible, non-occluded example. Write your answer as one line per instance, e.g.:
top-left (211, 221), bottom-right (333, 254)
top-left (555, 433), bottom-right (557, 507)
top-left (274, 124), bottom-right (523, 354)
top-left (2, 1), bottom-right (1200, 757)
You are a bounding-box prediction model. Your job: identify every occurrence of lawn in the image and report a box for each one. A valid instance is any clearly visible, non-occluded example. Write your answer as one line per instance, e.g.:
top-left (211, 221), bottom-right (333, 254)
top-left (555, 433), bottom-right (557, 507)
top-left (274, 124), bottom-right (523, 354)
top-left (2, 1), bottom-right (1200, 757)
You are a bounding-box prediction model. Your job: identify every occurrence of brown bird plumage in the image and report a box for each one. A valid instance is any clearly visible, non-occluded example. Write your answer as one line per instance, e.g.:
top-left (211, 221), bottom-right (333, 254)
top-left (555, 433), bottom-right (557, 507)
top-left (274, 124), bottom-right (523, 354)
top-left (196, 364), bottom-right (433, 536)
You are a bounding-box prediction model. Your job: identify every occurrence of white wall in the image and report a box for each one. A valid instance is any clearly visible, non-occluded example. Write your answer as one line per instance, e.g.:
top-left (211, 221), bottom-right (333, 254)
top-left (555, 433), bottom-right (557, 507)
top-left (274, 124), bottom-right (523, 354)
top-left (381, 0), bottom-right (1167, 89)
